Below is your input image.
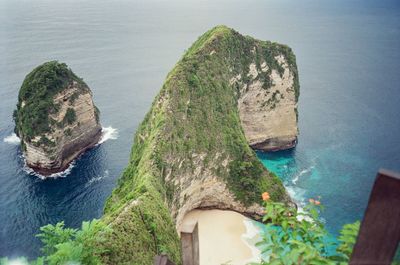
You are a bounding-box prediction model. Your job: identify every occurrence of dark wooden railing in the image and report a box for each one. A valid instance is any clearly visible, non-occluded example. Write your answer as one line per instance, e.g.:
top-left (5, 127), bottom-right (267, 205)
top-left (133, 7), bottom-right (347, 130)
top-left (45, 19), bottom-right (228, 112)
top-left (349, 169), bottom-right (400, 265)
top-left (155, 169), bottom-right (400, 265)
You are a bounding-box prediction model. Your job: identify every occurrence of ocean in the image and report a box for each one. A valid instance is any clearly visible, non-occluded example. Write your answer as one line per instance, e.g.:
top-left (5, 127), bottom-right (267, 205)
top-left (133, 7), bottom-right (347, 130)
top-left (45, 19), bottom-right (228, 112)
top-left (1, 0), bottom-right (399, 259)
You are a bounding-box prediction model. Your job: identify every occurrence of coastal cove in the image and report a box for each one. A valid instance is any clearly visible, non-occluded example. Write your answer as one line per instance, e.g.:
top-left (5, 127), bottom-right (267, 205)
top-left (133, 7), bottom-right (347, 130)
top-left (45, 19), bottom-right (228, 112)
top-left (179, 209), bottom-right (263, 265)
top-left (1, 0), bottom-right (400, 260)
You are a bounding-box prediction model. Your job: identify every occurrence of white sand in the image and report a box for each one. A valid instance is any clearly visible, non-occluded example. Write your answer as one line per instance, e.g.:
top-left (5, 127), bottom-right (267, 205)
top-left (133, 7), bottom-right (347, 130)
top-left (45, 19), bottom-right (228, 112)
top-left (178, 209), bottom-right (262, 265)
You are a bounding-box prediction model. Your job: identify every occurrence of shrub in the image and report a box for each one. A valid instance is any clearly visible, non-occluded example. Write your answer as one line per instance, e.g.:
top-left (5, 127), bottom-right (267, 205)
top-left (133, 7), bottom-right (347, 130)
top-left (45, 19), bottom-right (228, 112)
top-left (64, 128), bottom-right (72, 136)
top-left (0, 220), bottom-right (111, 265)
top-left (35, 220), bottom-right (111, 265)
top-left (63, 108), bottom-right (76, 125)
top-left (94, 106), bottom-right (100, 123)
top-left (252, 193), bottom-right (360, 265)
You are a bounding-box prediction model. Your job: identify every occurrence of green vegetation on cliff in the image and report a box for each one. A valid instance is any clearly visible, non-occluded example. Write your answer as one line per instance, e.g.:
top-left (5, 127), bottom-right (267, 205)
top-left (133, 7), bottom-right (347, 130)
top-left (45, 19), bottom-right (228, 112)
top-left (100, 25), bottom-right (297, 264)
top-left (13, 61), bottom-right (87, 141)
top-left (63, 108), bottom-right (77, 125)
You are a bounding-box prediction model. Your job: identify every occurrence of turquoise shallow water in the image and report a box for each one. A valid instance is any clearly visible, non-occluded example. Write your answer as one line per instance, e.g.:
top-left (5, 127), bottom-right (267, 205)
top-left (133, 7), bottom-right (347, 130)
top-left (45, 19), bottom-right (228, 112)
top-left (257, 134), bottom-right (399, 235)
top-left (1, 0), bottom-right (400, 258)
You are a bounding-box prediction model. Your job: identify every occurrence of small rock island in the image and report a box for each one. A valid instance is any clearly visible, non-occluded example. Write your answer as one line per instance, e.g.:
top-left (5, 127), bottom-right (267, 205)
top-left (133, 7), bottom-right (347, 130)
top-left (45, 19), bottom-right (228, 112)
top-left (13, 61), bottom-right (102, 175)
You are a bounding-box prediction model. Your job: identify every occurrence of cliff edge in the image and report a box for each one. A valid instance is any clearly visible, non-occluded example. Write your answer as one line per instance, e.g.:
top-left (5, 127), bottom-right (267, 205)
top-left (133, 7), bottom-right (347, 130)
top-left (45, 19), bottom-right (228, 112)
top-left (14, 61), bottom-right (102, 175)
top-left (100, 26), bottom-right (299, 264)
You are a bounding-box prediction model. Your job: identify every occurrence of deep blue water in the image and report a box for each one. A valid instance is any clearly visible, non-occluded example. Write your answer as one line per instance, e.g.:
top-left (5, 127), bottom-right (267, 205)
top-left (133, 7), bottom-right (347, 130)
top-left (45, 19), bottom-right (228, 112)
top-left (1, 0), bottom-right (399, 259)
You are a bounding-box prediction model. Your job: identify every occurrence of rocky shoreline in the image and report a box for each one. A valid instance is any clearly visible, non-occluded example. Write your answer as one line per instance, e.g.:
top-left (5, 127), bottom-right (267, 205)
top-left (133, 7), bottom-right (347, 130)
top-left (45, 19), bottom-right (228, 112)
top-left (26, 127), bottom-right (102, 175)
top-left (250, 136), bottom-right (298, 152)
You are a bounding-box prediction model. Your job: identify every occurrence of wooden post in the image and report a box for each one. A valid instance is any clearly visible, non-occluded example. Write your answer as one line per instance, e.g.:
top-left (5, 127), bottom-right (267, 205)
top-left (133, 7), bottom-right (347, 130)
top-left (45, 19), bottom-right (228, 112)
top-left (181, 222), bottom-right (199, 265)
top-left (349, 169), bottom-right (400, 265)
top-left (154, 254), bottom-right (175, 265)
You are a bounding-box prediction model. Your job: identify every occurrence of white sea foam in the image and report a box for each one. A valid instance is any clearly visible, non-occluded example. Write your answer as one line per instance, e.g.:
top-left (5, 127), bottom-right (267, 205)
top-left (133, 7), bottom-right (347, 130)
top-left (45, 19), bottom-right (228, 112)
top-left (85, 170), bottom-right (109, 188)
top-left (242, 219), bottom-right (262, 264)
top-left (287, 158), bottom-right (319, 212)
top-left (18, 126), bottom-right (117, 179)
top-left (3, 133), bottom-right (21, 145)
top-left (285, 185), bottom-right (315, 222)
top-left (286, 185), bottom-right (307, 206)
top-left (23, 158), bottom-right (76, 180)
top-left (292, 165), bottom-right (315, 185)
top-left (98, 126), bottom-right (118, 144)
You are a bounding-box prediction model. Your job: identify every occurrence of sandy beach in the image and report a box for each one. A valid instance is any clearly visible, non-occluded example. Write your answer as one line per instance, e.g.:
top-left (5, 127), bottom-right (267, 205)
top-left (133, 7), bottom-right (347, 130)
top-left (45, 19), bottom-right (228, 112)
top-left (179, 209), bottom-right (261, 265)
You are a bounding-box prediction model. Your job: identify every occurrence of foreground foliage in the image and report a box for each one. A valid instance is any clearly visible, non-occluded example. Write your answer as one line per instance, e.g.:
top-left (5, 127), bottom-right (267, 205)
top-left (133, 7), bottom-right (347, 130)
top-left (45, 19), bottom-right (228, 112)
top-left (253, 194), bottom-right (360, 265)
top-left (0, 220), bottom-right (111, 265)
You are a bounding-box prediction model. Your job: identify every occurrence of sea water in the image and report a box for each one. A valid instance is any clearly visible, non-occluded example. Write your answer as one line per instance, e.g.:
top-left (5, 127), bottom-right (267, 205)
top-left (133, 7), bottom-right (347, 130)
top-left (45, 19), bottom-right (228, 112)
top-left (1, 0), bottom-right (399, 258)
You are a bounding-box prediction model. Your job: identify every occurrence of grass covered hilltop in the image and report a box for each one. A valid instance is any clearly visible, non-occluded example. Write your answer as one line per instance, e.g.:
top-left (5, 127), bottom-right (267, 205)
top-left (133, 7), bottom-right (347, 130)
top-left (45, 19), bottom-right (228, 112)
top-left (13, 61), bottom-right (102, 175)
top-left (6, 25), bottom-right (300, 264)
top-left (99, 25), bottom-right (298, 264)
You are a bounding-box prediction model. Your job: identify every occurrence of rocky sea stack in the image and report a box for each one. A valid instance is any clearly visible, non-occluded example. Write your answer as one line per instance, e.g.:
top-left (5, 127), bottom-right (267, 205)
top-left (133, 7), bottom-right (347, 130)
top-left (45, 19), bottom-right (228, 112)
top-left (13, 61), bottom-right (102, 175)
top-left (99, 26), bottom-right (299, 264)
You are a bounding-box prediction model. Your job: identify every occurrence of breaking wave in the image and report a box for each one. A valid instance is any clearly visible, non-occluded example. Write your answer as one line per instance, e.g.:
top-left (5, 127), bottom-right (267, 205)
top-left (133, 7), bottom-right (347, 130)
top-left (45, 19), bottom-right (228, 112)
top-left (84, 170), bottom-right (109, 188)
top-left (242, 219), bottom-right (262, 263)
top-left (98, 126), bottom-right (118, 144)
top-left (22, 157), bottom-right (76, 180)
top-left (3, 133), bottom-right (21, 145)
top-left (291, 165), bottom-right (315, 185)
top-left (14, 126), bottom-right (117, 179)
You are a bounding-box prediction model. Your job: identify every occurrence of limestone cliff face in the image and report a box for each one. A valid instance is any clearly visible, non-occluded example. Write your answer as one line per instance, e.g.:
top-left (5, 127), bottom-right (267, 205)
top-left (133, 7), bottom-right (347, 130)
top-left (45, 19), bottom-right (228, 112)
top-left (237, 55), bottom-right (299, 151)
top-left (14, 61), bottom-right (101, 175)
top-left (167, 152), bottom-right (268, 230)
top-left (101, 26), bottom-right (299, 264)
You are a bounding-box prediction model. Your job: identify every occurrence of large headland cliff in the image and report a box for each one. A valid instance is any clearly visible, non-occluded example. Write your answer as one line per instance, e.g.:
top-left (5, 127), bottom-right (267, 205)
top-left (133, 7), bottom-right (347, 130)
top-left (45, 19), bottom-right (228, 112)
top-left (99, 25), bottom-right (299, 264)
top-left (13, 61), bottom-right (102, 175)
